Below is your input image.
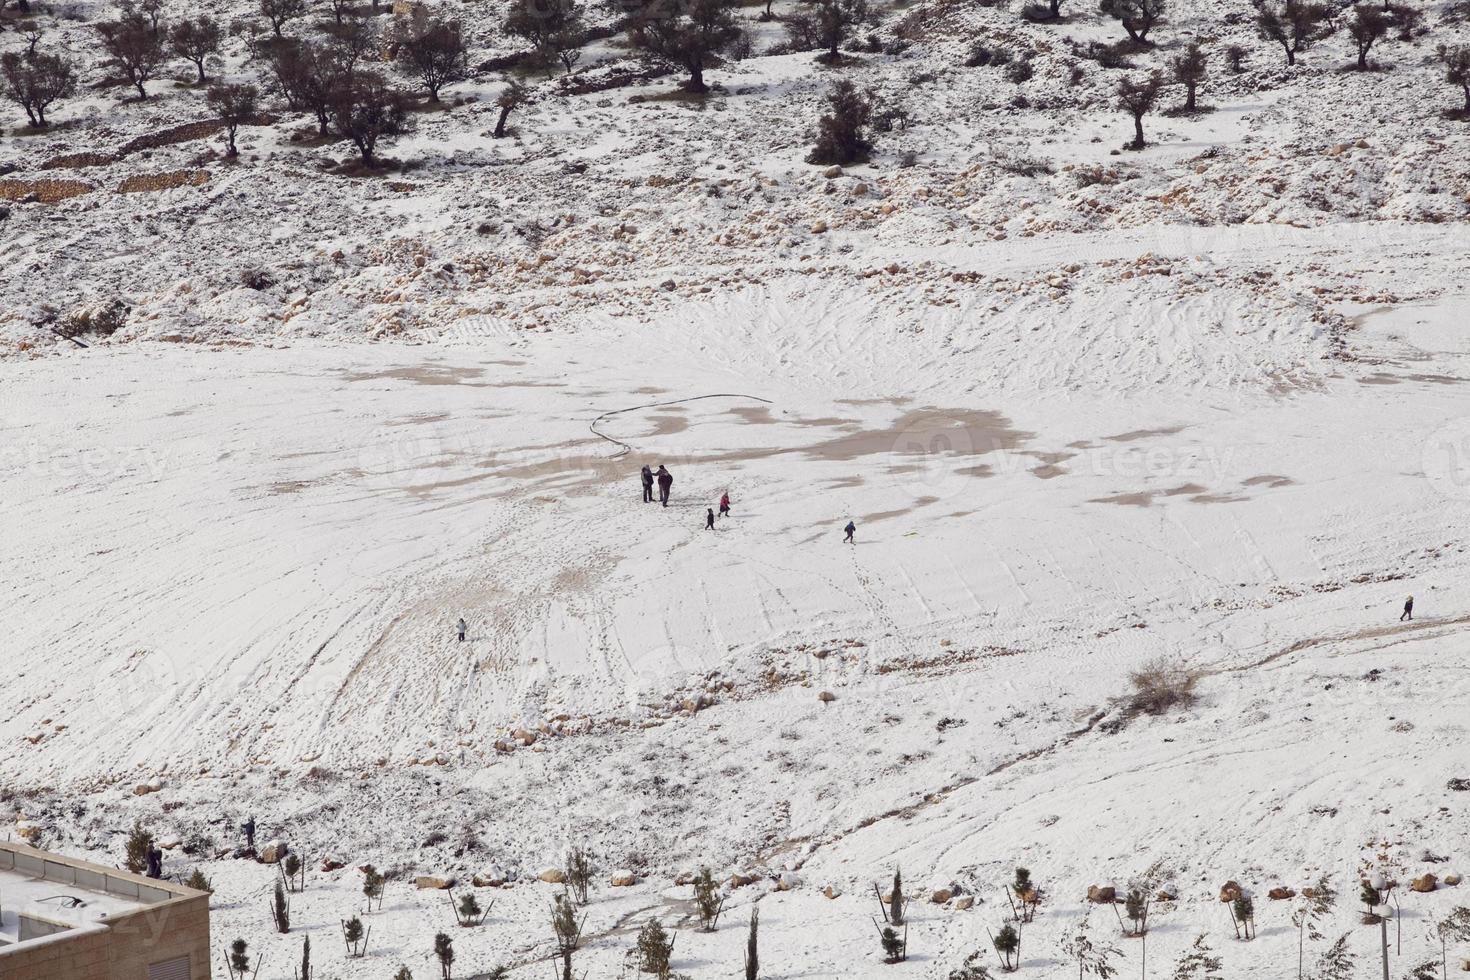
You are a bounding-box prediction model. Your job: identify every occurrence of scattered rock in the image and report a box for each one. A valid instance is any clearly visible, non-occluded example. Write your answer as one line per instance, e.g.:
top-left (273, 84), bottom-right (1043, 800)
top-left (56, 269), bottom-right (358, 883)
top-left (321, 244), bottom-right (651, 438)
top-left (931, 888), bottom-right (952, 904)
top-left (133, 779), bottom-right (163, 796)
top-left (1219, 881), bottom-right (1243, 903)
top-left (538, 867), bottom-right (567, 884)
top-left (817, 690), bottom-right (836, 703)
top-left (1411, 874), bottom-right (1438, 894)
top-left (15, 821), bottom-right (42, 843)
top-left (473, 869), bottom-right (507, 888)
top-left (823, 165), bottom-right (843, 178)
top-left (1445, 873), bottom-right (1462, 886)
top-left (415, 875), bottom-right (454, 890)
top-left (1268, 887), bottom-right (1296, 901)
top-left (954, 895), bottom-right (975, 910)
top-left (776, 871), bottom-right (801, 891)
top-left (810, 220), bottom-right (828, 234)
top-left (1155, 890), bottom-right (1177, 902)
top-left (1087, 885), bottom-right (1116, 904)
top-left (1448, 778), bottom-right (1470, 792)
top-left (259, 840), bottom-right (289, 864)
top-left (321, 857), bottom-right (345, 872)
top-left (823, 884), bottom-right (841, 899)
top-left (610, 870), bottom-right (638, 887)
top-left (728, 872), bottom-right (759, 888)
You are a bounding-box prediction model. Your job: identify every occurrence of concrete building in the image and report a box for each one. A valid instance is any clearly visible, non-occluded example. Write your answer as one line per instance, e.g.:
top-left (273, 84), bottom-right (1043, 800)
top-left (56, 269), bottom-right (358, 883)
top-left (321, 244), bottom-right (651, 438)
top-left (0, 841), bottom-right (210, 980)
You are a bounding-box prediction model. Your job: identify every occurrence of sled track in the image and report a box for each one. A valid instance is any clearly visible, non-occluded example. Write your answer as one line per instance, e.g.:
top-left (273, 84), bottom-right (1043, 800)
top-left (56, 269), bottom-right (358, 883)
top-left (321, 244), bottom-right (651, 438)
top-left (589, 393), bottom-right (775, 458)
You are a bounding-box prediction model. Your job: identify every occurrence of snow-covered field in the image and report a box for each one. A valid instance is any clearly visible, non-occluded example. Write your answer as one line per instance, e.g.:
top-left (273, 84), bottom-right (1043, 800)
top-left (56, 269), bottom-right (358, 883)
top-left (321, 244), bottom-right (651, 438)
top-left (6, 266), bottom-right (1470, 977)
top-left (6, 0), bottom-right (1470, 971)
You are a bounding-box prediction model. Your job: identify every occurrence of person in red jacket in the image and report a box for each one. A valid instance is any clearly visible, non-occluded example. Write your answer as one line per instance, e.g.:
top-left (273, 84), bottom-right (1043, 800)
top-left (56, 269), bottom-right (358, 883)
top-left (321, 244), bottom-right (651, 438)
top-left (719, 491), bottom-right (730, 517)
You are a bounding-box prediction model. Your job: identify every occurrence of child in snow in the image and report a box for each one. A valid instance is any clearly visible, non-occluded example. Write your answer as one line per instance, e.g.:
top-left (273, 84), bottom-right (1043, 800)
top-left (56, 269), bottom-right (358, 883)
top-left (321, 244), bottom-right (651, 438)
top-left (843, 520), bottom-right (856, 544)
top-left (1401, 595), bottom-right (1413, 621)
top-left (706, 508), bottom-right (716, 530)
top-left (456, 617), bottom-right (467, 642)
top-left (719, 492), bottom-right (730, 517)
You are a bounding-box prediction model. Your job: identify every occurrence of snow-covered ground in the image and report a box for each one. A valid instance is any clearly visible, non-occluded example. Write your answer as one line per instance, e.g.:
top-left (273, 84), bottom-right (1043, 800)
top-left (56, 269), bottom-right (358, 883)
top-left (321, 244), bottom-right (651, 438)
top-left (6, 266), bottom-right (1470, 977)
top-left (5, 0), bottom-right (1470, 971)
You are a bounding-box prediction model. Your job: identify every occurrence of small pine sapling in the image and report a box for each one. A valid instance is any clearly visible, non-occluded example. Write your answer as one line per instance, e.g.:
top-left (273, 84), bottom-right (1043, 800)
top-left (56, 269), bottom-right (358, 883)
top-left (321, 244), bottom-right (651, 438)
top-left (433, 932), bottom-right (454, 980)
top-left (636, 918), bottom-right (676, 976)
top-left (875, 867), bottom-right (906, 925)
top-left (124, 822), bottom-right (153, 874)
top-left (362, 865), bottom-right (385, 913)
top-left (692, 867), bottom-right (725, 931)
top-left (224, 938), bottom-right (261, 980)
top-left (294, 935), bottom-right (312, 980)
top-left (990, 922), bottom-right (1020, 972)
top-left (186, 868), bottom-right (213, 893)
top-left (1118, 889), bottom-right (1150, 937)
top-left (453, 889), bottom-right (489, 927)
top-left (566, 844), bottom-right (594, 905)
top-left (1361, 880), bottom-right (1383, 923)
top-left (393, 969), bottom-right (412, 980)
top-left (877, 924), bottom-right (908, 963)
top-left (341, 915), bottom-right (370, 957)
top-left (1231, 895), bottom-right (1255, 941)
top-left (551, 893), bottom-right (586, 980)
top-left (271, 880), bottom-right (291, 933)
top-left (744, 907), bottom-right (759, 980)
top-left (1010, 867), bottom-right (1039, 923)
top-left (281, 852), bottom-right (305, 892)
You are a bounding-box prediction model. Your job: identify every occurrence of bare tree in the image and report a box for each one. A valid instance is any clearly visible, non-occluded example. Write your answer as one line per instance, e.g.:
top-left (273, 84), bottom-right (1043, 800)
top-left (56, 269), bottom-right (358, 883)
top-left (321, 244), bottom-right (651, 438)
top-left (260, 0), bottom-right (309, 38)
top-left (170, 15), bottom-right (222, 83)
top-left (331, 71), bottom-right (408, 165)
top-left (1, 50), bottom-right (75, 127)
top-left (504, 0), bottom-right (585, 75)
top-left (1169, 40), bottom-right (1206, 111)
top-left (396, 17), bottom-right (468, 101)
top-left (1252, 0), bottom-right (1335, 65)
top-left (1346, 4), bottom-right (1393, 68)
top-left (97, 12), bottom-right (167, 99)
top-left (206, 81), bottom-right (259, 156)
top-left (264, 38), bottom-right (351, 134)
top-left (324, 14), bottom-right (379, 74)
top-left (785, 0), bottom-right (868, 62)
top-left (1115, 71), bottom-right (1162, 149)
top-left (631, 0), bottom-right (743, 93)
top-left (1100, 0), bottom-right (1165, 43)
top-left (1439, 44), bottom-right (1470, 114)
top-left (493, 77), bottom-right (526, 137)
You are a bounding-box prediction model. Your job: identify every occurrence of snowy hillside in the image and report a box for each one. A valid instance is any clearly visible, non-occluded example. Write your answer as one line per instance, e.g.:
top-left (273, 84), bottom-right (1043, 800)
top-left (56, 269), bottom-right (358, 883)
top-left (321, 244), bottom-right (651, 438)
top-left (4, 0), bottom-right (1470, 973)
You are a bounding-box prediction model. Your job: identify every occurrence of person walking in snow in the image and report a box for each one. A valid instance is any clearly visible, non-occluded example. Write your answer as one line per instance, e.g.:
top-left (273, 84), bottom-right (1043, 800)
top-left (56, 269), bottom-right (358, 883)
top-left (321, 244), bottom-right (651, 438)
top-left (843, 520), bottom-right (856, 544)
top-left (456, 617), bottom-right (467, 642)
top-left (242, 816), bottom-right (256, 854)
top-left (1400, 595), bottom-right (1413, 621)
top-left (641, 464), bottom-right (654, 503)
top-left (706, 508), bottom-right (716, 530)
top-left (656, 465), bottom-right (673, 507)
top-left (719, 492), bottom-right (730, 518)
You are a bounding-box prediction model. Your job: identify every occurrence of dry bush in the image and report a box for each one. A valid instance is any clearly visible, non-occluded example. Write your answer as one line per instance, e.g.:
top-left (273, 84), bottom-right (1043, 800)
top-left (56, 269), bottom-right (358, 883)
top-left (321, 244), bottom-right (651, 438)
top-left (1126, 657), bottom-right (1200, 715)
